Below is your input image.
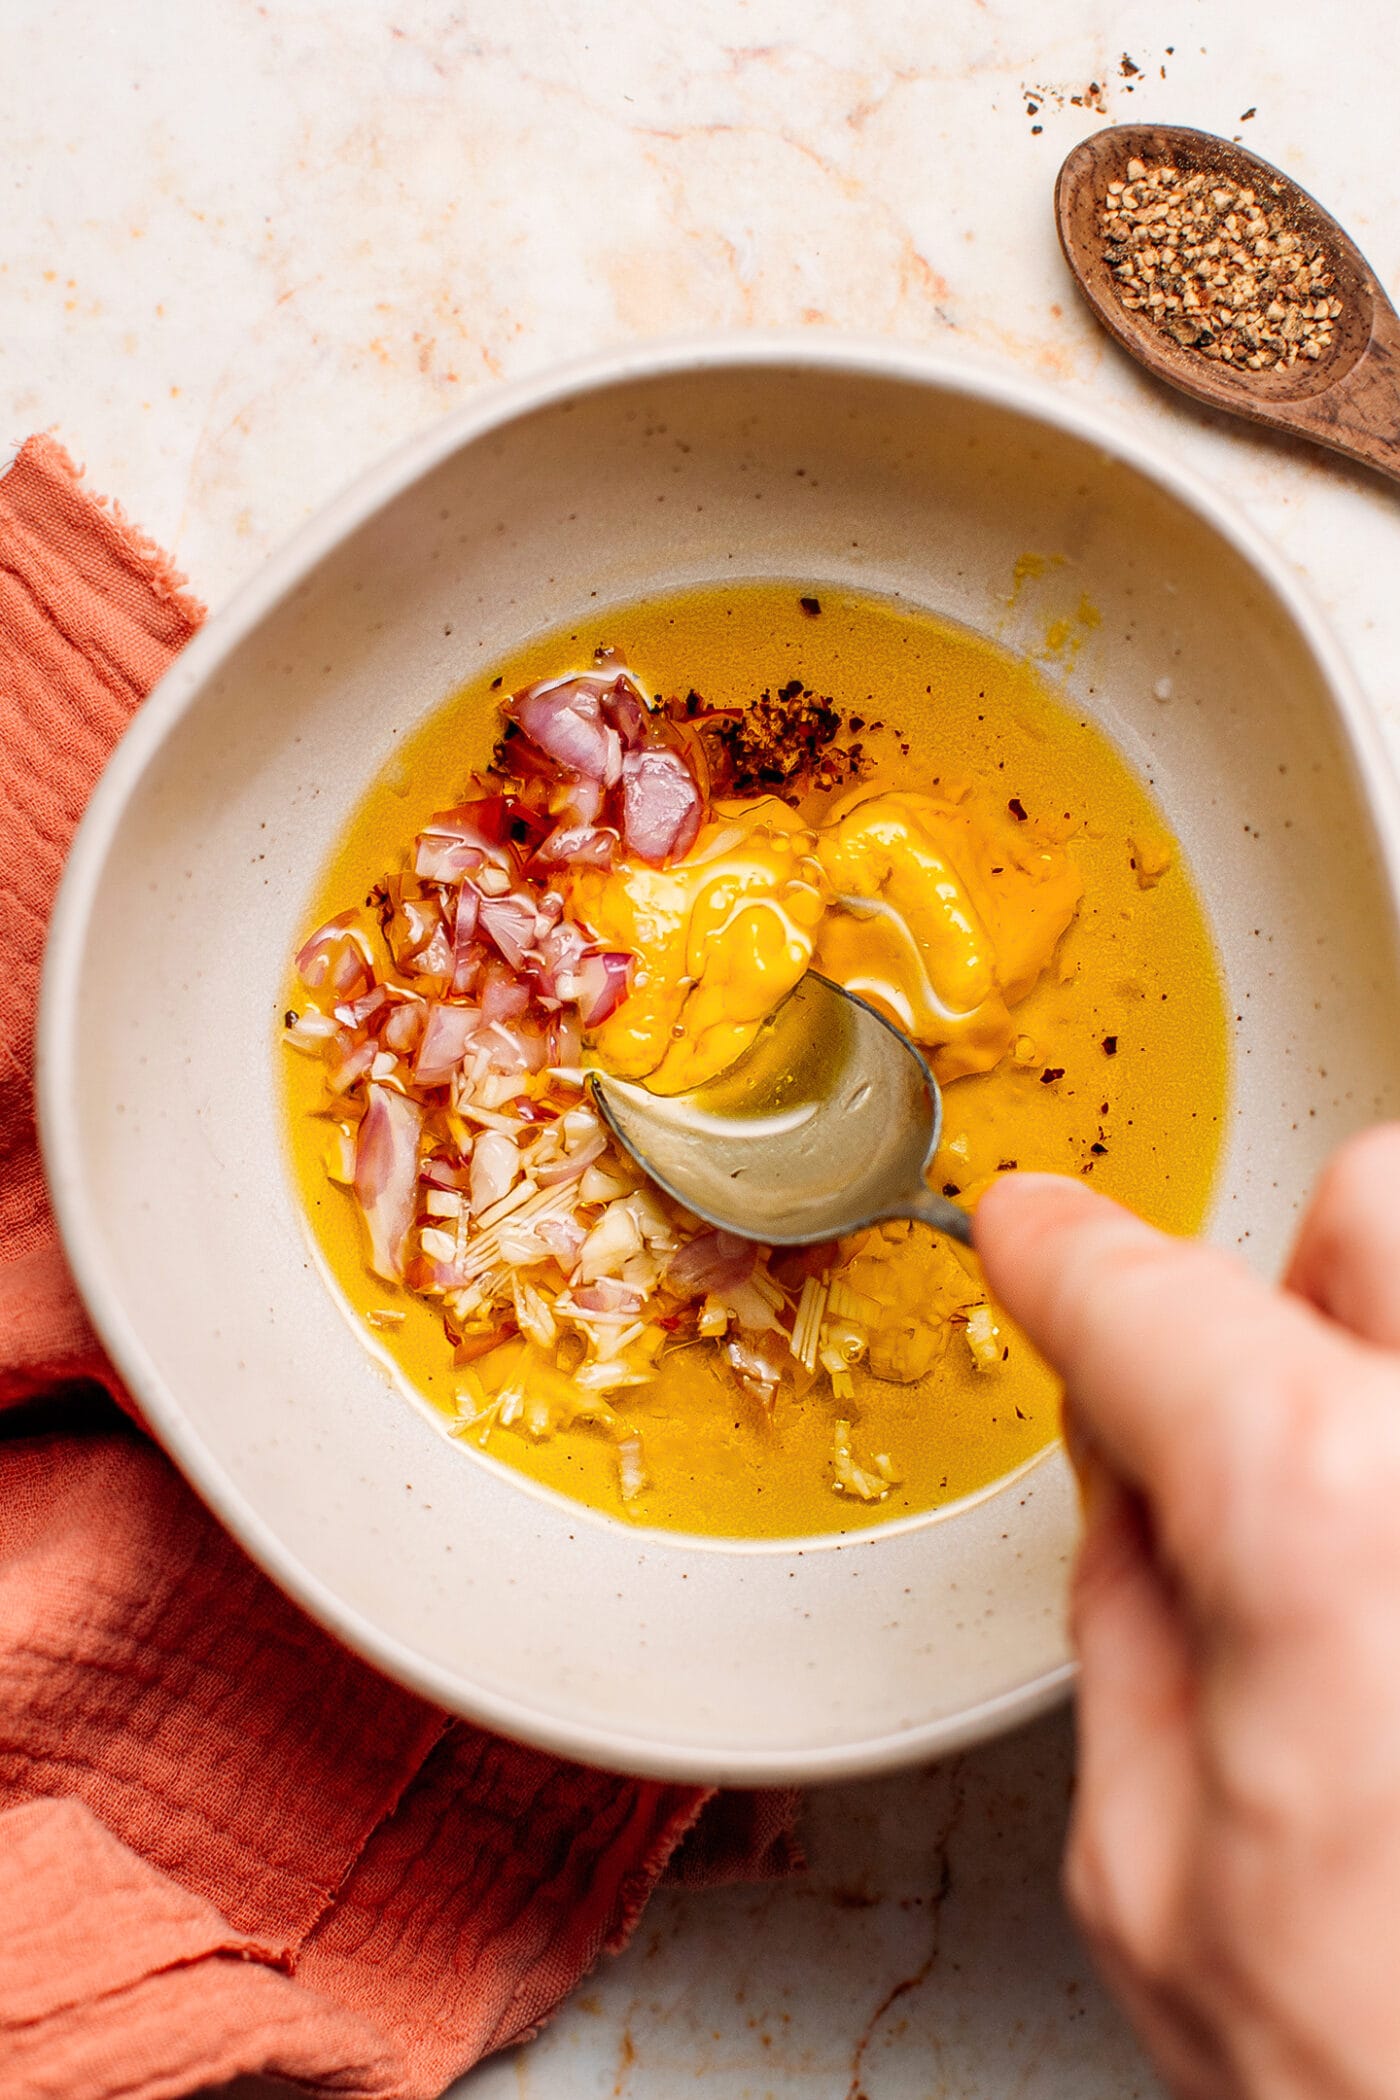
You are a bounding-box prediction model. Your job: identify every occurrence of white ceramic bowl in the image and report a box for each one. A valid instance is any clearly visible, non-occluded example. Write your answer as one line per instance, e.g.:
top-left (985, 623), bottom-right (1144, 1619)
top-left (39, 339), bottom-right (1400, 1782)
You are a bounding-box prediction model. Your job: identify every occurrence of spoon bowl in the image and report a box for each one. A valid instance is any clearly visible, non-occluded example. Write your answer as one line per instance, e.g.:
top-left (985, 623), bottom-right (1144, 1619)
top-left (589, 973), bottom-right (974, 1248)
top-left (1057, 124), bottom-right (1400, 483)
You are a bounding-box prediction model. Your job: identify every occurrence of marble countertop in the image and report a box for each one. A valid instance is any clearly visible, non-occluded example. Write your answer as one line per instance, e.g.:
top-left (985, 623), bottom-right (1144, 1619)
top-left (9, 0), bottom-right (1400, 2093)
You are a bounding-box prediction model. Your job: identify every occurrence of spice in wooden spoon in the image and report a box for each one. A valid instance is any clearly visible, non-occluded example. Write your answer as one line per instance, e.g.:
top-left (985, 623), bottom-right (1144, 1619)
top-left (1056, 124), bottom-right (1400, 485)
top-left (1102, 158), bottom-right (1342, 372)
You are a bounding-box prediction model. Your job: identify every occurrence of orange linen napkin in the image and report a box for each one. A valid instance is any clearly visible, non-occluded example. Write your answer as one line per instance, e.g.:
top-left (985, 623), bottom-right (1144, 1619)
top-left (0, 436), bottom-right (799, 2100)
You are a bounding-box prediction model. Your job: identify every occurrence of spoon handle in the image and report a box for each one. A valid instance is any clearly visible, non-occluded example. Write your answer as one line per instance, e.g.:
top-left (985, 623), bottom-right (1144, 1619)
top-left (901, 1187), bottom-right (975, 1248)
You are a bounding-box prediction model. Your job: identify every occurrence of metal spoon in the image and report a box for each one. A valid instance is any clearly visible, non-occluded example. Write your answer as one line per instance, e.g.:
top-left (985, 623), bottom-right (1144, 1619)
top-left (588, 973), bottom-right (973, 1249)
top-left (1056, 123), bottom-right (1400, 486)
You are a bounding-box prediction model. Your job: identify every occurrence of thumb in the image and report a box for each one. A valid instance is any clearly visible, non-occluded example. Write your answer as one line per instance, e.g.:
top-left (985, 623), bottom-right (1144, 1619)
top-left (974, 1172), bottom-right (1349, 1596)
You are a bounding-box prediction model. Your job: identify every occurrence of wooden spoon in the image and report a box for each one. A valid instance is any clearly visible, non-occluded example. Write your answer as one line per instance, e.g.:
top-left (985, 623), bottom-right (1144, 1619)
top-left (1056, 123), bottom-right (1400, 483)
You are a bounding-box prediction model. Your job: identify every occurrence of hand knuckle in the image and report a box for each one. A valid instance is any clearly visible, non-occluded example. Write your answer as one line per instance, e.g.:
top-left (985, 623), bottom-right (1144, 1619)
top-left (1264, 1367), bottom-right (1400, 1578)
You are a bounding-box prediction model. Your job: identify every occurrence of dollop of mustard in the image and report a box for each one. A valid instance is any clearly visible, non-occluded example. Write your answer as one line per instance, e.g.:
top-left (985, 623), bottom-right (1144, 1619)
top-left (573, 785), bottom-right (1081, 1091)
top-left (814, 786), bottom-right (1082, 1080)
top-left (569, 800), bottom-right (828, 1093)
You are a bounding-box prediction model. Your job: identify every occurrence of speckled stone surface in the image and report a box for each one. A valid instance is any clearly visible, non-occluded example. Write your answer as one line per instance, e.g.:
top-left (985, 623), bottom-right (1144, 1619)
top-left (9, 1), bottom-right (1400, 2092)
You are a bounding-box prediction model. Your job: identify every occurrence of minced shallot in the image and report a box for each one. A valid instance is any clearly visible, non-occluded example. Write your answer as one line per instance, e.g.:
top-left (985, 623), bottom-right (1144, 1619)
top-left (287, 652), bottom-right (979, 1507)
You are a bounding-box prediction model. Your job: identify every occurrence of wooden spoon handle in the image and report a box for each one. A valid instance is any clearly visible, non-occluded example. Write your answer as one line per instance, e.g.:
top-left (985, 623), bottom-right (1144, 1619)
top-left (1283, 300), bottom-right (1400, 484)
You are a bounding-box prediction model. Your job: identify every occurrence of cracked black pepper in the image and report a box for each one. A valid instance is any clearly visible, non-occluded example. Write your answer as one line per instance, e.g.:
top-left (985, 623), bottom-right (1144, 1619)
top-left (1100, 157), bottom-right (1343, 372)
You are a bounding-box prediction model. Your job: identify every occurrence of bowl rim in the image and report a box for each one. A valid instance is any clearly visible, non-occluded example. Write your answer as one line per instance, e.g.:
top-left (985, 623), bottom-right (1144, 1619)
top-left (37, 331), bottom-right (1400, 1781)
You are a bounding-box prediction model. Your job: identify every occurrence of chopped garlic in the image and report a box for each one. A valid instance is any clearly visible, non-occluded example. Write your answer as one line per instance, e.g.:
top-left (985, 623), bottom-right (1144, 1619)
top-left (424, 1188), bottom-right (463, 1218)
top-left (419, 1226), bottom-right (458, 1262)
top-left (625, 1189), bottom-right (678, 1248)
top-left (476, 1071), bottom-right (528, 1111)
top-left (497, 1223), bottom-right (550, 1267)
top-left (868, 1316), bottom-right (937, 1383)
top-left (512, 1275), bottom-right (557, 1351)
top-left (574, 1358), bottom-right (653, 1391)
top-left (619, 1250), bottom-right (662, 1295)
top-left (452, 1100), bottom-right (524, 1134)
top-left (832, 1419), bottom-right (891, 1502)
top-left (453, 1366), bottom-right (488, 1417)
top-left (454, 1182), bottom-right (577, 1285)
top-left (749, 1269), bottom-right (787, 1313)
top-left (790, 1276), bottom-right (827, 1373)
top-left (578, 1200), bottom-right (644, 1283)
top-left (698, 1296), bottom-right (729, 1338)
top-left (285, 1008), bottom-right (340, 1049)
top-left (965, 1303), bottom-right (1004, 1372)
top-left (617, 1434), bottom-right (649, 1503)
top-left (473, 1176), bottom-right (538, 1234)
top-left (821, 1320), bottom-right (867, 1368)
top-left (471, 1130), bottom-right (521, 1214)
top-left (561, 1105), bottom-right (602, 1150)
top-left (522, 1388), bottom-right (557, 1439)
top-left (1129, 831), bottom-right (1174, 889)
top-left (323, 1126), bottom-right (357, 1184)
top-left (827, 1279), bottom-right (882, 1327)
top-left (580, 1161), bottom-right (634, 1204)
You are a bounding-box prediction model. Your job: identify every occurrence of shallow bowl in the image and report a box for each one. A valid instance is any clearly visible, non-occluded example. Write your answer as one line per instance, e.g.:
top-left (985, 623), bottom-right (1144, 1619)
top-left (39, 339), bottom-right (1400, 1781)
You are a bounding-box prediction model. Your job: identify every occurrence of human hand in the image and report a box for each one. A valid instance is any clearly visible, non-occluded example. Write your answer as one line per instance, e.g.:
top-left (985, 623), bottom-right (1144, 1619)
top-left (975, 1130), bottom-right (1400, 2100)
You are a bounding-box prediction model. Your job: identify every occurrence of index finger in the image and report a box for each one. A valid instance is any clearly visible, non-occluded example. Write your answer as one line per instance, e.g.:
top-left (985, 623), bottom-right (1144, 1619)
top-left (974, 1173), bottom-right (1353, 1588)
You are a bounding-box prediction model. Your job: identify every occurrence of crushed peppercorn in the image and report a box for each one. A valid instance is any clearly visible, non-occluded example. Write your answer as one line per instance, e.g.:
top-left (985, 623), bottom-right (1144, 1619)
top-left (1100, 158), bottom-right (1342, 372)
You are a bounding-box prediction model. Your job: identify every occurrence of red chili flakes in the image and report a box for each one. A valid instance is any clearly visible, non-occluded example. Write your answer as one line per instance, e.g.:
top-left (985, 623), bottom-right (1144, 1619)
top-left (1008, 797), bottom-right (1029, 822)
top-left (672, 682), bottom-right (880, 800)
top-left (799, 595), bottom-right (822, 616)
top-left (1102, 1035), bottom-right (1119, 1056)
top-left (1040, 1067), bottom-right (1065, 1084)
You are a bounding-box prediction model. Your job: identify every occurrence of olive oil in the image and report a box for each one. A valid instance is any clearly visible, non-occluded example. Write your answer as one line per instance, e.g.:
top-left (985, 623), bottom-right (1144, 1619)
top-left (284, 583), bottom-right (1229, 1538)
